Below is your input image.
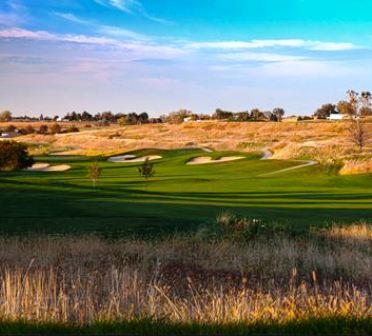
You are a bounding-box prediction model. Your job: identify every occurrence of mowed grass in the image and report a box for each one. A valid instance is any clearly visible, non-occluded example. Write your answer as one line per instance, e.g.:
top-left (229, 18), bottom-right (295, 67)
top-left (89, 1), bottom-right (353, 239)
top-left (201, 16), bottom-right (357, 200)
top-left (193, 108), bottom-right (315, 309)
top-left (0, 148), bottom-right (371, 236)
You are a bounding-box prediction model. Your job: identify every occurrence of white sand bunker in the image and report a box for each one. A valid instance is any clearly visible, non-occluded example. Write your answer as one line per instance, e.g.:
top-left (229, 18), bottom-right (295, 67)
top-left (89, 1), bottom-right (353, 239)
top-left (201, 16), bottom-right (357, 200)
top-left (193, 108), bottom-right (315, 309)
top-left (187, 156), bottom-right (245, 165)
top-left (108, 155), bottom-right (162, 163)
top-left (26, 163), bottom-right (71, 172)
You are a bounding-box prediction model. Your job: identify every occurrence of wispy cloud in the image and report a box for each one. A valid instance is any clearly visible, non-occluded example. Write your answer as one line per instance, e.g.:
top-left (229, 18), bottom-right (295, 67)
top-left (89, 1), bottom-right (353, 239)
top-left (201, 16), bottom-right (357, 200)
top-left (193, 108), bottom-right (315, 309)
top-left (53, 12), bottom-right (91, 25)
top-left (94, 0), bottom-right (139, 14)
top-left (220, 52), bottom-right (307, 63)
top-left (0, 28), bottom-right (184, 59)
top-left (97, 25), bottom-right (148, 40)
top-left (188, 39), bottom-right (358, 52)
top-left (94, 0), bottom-right (172, 25)
top-left (0, 0), bottom-right (28, 27)
top-left (54, 12), bottom-right (149, 41)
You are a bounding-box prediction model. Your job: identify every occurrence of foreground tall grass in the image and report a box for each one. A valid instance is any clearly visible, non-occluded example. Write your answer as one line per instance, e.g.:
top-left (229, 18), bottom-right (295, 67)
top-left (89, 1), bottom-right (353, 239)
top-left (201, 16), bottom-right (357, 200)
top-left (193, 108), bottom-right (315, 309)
top-left (0, 220), bottom-right (370, 334)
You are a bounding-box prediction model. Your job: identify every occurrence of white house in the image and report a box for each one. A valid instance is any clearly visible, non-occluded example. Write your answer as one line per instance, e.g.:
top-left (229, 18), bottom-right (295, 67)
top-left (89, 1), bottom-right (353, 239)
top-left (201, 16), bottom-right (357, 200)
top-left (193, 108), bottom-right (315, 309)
top-left (329, 113), bottom-right (343, 120)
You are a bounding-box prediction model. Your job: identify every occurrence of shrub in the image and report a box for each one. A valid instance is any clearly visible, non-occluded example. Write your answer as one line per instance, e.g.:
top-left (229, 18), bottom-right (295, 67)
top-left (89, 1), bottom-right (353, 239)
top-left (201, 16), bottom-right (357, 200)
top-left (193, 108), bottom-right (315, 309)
top-left (4, 125), bottom-right (16, 133)
top-left (0, 110), bottom-right (12, 122)
top-left (25, 125), bottom-right (35, 134)
top-left (0, 141), bottom-right (34, 171)
top-left (38, 125), bottom-right (48, 134)
top-left (66, 126), bottom-right (79, 133)
top-left (50, 123), bottom-right (62, 134)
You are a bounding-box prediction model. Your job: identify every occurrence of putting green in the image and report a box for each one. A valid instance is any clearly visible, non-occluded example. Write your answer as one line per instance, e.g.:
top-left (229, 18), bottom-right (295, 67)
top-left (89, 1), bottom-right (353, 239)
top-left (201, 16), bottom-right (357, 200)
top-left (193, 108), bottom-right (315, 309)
top-left (0, 148), bottom-right (371, 236)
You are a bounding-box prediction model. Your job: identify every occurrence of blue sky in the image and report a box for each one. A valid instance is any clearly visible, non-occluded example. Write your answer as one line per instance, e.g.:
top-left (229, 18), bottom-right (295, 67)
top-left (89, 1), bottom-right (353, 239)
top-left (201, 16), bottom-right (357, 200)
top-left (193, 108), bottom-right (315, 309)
top-left (0, 0), bottom-right (372, 116)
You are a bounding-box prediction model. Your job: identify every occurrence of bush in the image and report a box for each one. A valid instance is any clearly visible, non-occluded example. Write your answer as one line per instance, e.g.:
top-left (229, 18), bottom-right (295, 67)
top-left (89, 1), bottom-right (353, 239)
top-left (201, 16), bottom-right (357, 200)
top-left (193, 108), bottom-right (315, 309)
top-left (4, 125), bottom-right (16, 133)
top-left (0, 141), bottom-right (34, 171)
top-left (66, 126), bottom-right (79, 133)
top-left (50, 123), bottom-right (61, 134)
top-left (0, 110), bottom-right (12, 122)
top-left (38, 125), bottom-right (48, 134)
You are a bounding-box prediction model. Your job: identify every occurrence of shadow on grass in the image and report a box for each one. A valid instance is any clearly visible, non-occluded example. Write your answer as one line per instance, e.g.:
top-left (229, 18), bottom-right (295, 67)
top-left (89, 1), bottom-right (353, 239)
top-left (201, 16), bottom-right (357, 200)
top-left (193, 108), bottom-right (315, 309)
top-left (0, 316), bottom-right (371, 335)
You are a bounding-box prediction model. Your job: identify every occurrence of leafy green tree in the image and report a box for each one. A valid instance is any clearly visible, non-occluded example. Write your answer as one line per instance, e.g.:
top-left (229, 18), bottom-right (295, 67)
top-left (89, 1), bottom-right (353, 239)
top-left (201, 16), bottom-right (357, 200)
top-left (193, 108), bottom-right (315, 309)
top-left (87, 162), bottom-right (102, 188)
top-left (0, 141), bottom-right (34, 171)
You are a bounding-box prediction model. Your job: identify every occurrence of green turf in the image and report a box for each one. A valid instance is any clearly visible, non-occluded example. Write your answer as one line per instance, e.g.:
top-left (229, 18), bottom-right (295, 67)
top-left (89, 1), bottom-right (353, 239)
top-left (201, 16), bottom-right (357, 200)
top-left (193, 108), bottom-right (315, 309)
top-left (0, 317), bottom-right (371, 335)
top-left (0, 148), bottom-right (371, 236)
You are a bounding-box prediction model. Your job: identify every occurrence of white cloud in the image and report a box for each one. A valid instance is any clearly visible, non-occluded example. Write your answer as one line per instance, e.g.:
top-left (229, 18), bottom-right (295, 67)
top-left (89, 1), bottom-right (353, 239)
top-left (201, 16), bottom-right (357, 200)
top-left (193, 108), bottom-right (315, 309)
top-left (98, 26), bottom-right (148, 41)
top-left (0, 28), bottom-right (185, 59)
top-left (221, 52), bottom-right (306, 62)
top-left (94, 0), bottom-right (172, 24)
top-left (54, 12), bottom-right (148, 41)
top-left (54, 12), bottom-right (91, 25)
top-left (188, 39), bottom-right (358, 51)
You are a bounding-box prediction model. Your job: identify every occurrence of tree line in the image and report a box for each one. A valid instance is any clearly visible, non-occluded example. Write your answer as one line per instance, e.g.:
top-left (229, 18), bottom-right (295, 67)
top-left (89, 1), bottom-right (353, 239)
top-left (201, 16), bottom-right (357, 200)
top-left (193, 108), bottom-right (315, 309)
top-left (314, 90), bottom-right (372, 119)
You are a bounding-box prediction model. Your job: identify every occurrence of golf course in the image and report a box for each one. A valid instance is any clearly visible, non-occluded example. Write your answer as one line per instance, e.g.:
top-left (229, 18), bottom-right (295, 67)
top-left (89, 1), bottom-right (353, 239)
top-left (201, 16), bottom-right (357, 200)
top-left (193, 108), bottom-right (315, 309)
top-left (1, 148), bottom-right (370, 236)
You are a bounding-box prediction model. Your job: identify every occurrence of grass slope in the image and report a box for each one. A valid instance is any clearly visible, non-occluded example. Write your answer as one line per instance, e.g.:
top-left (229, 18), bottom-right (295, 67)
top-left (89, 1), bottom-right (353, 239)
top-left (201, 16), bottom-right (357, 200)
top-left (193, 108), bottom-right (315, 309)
top-left (0, 148), bottom-right (371, 236)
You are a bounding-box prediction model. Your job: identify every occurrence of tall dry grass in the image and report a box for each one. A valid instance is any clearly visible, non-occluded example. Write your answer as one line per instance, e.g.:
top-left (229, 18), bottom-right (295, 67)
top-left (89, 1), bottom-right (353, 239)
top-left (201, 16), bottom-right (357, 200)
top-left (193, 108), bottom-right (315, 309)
top-left (18, 121), bottom-right (372, 160)
top-left (0, 223), bottom-right (370, 325)
top-left (339, 159), bottom-right (372, 175)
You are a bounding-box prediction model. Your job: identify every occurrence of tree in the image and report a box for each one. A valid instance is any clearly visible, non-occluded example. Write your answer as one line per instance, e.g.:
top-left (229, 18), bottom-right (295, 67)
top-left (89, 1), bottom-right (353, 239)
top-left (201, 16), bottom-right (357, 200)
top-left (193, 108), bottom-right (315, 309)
top-left (359, 106), bottom-right (372, 117)
top-left (138, 158), bottom-right (155, 187)
top-left (0, 141), bottom-right (34, 171)
top-left (272, 108), bottom-right (285, 122)
top-left (87, 162), bottom-right (102, 188)
top-left (360, 91), bottom-right (371, 107)
top-left (213, 109), bottom-right (233, 120)
top-left (0, 110), bottom-right (12, 122)
top-left (117, 116), bottom-right (129, 126)
top-left (337, 101), bottom-right (354, 117)
top-left (314, 104), bottom-right (336, 119)
top-left (234, 112), bottom-right (251, 121)
top-left (166, 109), bottom-right (192, 124)
top-left (349, 120), bottom-right (367, 150)
top-left (250, 108), bottom-right (264, 121)
top-left (138, 112), bottom-right (149, 124)
top-left (347, 89), bottom-right (359, 113)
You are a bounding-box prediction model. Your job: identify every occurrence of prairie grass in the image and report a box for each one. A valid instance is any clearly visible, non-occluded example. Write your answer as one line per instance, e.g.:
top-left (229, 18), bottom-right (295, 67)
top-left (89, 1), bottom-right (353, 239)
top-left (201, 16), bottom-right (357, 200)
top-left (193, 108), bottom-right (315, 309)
top-left (17, 121), bottom-right (372, 161)
top-left (0, 221), bottom-right (370, 328)
top-left (339, 159), bottom-right (372, 175)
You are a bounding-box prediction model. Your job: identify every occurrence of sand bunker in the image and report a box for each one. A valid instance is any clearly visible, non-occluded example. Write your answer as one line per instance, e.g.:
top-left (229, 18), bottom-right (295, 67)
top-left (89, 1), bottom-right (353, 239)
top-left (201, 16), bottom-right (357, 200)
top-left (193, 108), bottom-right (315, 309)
top-left (26, 163), bottom-right (71, 172)
top-left (187, 156), bottom-right (245, 165)
top-left (108, 155), bottom-right (162, 163)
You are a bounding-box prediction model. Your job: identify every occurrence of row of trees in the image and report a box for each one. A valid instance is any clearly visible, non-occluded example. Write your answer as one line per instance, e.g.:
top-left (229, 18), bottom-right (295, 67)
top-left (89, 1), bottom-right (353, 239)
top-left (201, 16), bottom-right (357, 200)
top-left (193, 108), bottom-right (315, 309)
top-left (1, 107), bottom-right (286, 125)
top-left (314, 90), bottom-right (372, 119)
top-left (213, 108), bottom-right (285, 122)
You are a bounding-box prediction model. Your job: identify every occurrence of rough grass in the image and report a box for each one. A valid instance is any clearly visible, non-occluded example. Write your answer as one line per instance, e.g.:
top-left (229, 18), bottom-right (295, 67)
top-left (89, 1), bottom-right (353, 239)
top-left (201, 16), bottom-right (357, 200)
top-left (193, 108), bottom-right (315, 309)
top-left (14, 121), bottom-right (372, 162)
top-left (0, 222), bottom-right (370, 333)
top-left (340, 159), bottom-right (372, 175)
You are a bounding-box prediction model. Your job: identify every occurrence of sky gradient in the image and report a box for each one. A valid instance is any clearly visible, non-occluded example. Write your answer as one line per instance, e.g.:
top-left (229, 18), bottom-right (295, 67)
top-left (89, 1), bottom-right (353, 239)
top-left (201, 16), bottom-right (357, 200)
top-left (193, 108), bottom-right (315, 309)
top-left (0, 0), bottom-right (372, 117)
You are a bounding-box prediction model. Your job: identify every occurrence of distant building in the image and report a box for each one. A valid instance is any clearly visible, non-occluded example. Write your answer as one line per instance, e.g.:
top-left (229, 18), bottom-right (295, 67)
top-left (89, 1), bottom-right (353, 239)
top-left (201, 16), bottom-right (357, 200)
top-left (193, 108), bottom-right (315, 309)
top-left (328, 113), bottom-right (343, 120)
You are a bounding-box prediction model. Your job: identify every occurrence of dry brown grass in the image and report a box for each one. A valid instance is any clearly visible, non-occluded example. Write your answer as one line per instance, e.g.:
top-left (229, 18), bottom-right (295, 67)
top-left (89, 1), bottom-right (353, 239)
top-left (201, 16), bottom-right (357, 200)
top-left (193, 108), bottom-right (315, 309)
top-left (13, 121), bottom-right (371, 161)
top-left (339, 159), bottom-right (372, 175)
top-left (0, 223), bottom-right (370, 325)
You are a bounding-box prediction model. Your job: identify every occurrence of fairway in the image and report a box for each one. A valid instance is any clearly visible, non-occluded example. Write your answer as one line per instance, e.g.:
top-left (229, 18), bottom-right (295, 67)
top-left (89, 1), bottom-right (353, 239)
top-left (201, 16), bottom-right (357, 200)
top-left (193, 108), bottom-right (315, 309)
top-left (0, 148), bottom-right (371, 236)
